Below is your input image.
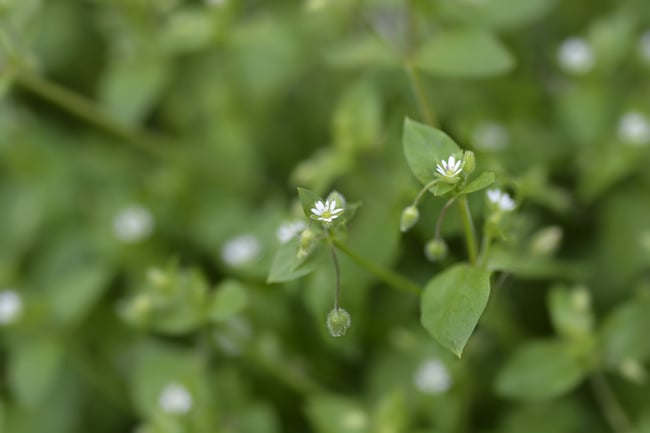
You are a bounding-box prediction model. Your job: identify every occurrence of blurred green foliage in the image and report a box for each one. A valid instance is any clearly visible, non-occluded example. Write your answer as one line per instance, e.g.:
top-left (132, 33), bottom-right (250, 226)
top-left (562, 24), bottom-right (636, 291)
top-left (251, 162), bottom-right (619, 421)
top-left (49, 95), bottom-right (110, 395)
top-left (1, 0), bottom-right (650, 432)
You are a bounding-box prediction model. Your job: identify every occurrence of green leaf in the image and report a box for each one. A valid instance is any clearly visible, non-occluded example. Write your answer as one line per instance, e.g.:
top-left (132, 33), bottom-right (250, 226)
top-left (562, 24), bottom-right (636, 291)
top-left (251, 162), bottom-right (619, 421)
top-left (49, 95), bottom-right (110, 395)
top-left (49, 264), bottom-right (111, 325)
top-left (267, 238), bottom-right (319, 283)
top-left (403, 118), bottom-right (461, 185)
top-left (297, 187), bottom-right (324, 219)
top-left (495, 339), bottom-right (588, 400)
top-left (547, 285), bottom-right (593, 340)
top-left (601, 297), bottom-right (650, 365)
top-left (460, 172), bottom-right (495, 194)
top-left (8, 337), bottom-right (65, 407)
top-left (207, 279), bottom-right (248, 323)
top-left (420, 264), bottom-right (491, 357)
top-left (415, 30), bottom-right (515, 78)
top-left (305, 395), bottom-right (367, 433)
top-left (438, 0), bottom-right (556, 31)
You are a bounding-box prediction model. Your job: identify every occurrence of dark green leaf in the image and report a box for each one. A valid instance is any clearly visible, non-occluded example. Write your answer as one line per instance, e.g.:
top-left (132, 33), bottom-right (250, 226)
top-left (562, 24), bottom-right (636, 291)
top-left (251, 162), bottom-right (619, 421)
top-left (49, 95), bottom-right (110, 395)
top-left (601, 297), bottom-right (650, 365)
top-left (207, 279), bottom-right (248, 322)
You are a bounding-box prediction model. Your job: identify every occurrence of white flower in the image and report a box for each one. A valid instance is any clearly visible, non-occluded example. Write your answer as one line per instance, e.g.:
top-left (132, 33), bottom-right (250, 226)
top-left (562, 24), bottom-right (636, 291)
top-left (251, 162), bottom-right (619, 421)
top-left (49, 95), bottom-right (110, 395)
top-left (311, 200), bottom-right (344, 223)
top-left (638, 30), bottom-right (650, 64)
top-left (487, 189), bottom-right (516, 212)
top-left (112, 204), bottom-right (154, 243)
top-left (413, 359), bottom-right (452, 394)
top-left (435, 154), bottom-right (463, 179)
top-left (472, 122), bottom-right (510, 151)
top-left (557, 37), bottom-right (595, 75)
top-left (158, 383), bottom-right (193, 415)
top-left (0, 290), bottom-right (23, 325)
top-left (276, 220), bottom-right (307, 244)
top-left (617, 111), bottom-right (650, 146)
top-left (221, 234), bottom-right (261, 266)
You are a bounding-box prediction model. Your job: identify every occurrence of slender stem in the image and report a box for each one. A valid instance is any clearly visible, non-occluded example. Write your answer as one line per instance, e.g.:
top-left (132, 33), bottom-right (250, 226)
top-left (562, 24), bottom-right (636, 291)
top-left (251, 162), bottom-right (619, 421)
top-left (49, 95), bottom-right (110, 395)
top-left (435, 198), bottom-right (456, 240)
top-left (413, 178), bottom-right (439, 206)
top-left (405, 64), bottom-right (436, 127)
top-left (589, 373), bottom-right (633, 433)
top-left (332, 239), bottom-right (421, 295)
top-left (458, 197), bottom-right (478, 265)
top-left (478, 225), bottom-right (493, 269)
top-left (327, 241), bottom-right (341, 310)
top-left (13, 73), bottom-right (169, 157)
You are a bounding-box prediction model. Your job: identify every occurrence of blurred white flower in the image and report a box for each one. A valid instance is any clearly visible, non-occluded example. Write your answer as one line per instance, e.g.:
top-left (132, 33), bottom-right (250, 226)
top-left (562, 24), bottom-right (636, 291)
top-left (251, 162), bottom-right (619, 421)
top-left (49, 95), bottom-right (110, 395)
top-left (557, 37), bottom-right (595, 75)
top-left (0, 290), bottom-right (23, 325)
top-left (472, 122), bottom-right (510, 151)
top-left (112, 205), bottom-right (154, 243)
top-left (617, 111), bottom-right (650, 146)
top-left (276, 220), bottom-right (307, 244)
top-left (311, 200), bottom-right (344, 223)
top-left (436, 155), bottom-right (463, 179)
top-left (487, 189), bottom-right (516, 212)
top-left (638, 30), bottom-right (650, 64)
top-left (413, 359), bottom-right (452, 394)
top-left (159, 383), bottom-right (193, 414)
top-left (221, 234), bottom-right (261, 266)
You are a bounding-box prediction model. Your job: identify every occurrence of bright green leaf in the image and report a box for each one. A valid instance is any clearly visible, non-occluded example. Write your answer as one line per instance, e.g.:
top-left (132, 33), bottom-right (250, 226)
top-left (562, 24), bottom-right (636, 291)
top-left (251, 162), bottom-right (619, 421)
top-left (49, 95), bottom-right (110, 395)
top-left (403, 118), bottom-right (461, 185)
top-left (8, 337), bottom-right (65, 407)
top-left (207, 279), bottom-right (248, 322)
top-left (495, 339), bottom-right (588, 400)
top-left (415, 30), bottom-right (515, 78)
top-left (420, 264), bottom-right (491, 357)
top-left (297, 187), bottom-right (324, 219)
top-left (601, 297), bottom-right (650, 365)
top-left (460, 172), bottom-right (495, 194)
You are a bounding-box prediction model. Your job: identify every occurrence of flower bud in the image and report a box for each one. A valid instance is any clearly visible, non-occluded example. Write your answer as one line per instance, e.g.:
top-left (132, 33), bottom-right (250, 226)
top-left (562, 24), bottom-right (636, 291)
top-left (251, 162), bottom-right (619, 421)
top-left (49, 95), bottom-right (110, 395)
top-left (327, 308), bottom-right (351, 337)
top-left (326, 190), bottom-right (347, 209)
top-left (462, 151), bottom-right (476, 174)
top-left (299, 228), bottom-right (315, 251)
top-left (424, 239), bottom-right (448, 262)
top-left (400, 206), bottom-right (420, 232)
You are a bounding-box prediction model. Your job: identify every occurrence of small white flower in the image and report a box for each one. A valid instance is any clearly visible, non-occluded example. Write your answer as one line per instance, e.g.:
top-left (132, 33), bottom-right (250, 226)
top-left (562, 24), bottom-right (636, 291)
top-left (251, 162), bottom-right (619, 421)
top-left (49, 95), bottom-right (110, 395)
top-left (0, 290), bottom-right (23, 325)
top-left (487, 189), bottom-right (516, 212)
top-left (472, 122), bottom-right (510, 151)
top-left (159, 383), bottom-right (193, 415)
top-left (311, 200), bottom-right (344, 223)
top-left (617, 111), bottom-right (650, 146)
top-left (413, 359), bottom-right (452, 394)
top-left (276, 220), bottom-right (307, 244)
top-left (638, 30), bottom-right (650, 64)
top-left (112, 204), bottom-right (154, 243)
top-left (435, 154), bottom-right (463, 179)
top-left (221, 234), bottom-right (261, 266)
top-left (557, 37), bottom-right (595, 75)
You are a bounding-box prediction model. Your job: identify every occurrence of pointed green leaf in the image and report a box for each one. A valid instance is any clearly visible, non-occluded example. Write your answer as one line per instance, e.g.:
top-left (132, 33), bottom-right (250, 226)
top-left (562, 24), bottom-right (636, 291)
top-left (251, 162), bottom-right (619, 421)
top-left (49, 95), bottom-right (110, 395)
top-left (403, 118), bottom-right (462, 185)
top-left (297, 187), bottom-right (324, 219)
top-left (420, 264), bottom-right (491, 357)
top-left (267, 238), bottom-right (319, 283)
top-left (208, 279), bottom-right (248, 323)
top-left (415, 30), bottom-right (515, 78)
top-left (495, 339), bottom-right (588, 400)
top-left (460, 172), bottom-right (495, 194)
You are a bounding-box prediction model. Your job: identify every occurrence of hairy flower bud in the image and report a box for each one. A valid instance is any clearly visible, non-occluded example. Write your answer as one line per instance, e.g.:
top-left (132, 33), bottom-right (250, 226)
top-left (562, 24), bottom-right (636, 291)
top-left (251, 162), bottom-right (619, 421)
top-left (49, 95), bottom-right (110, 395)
top-left (424, 239), bottom-right (448, 262)
top-left (327, 308), bottom-right (351, 337)
top-left (400, 206), bottom-right (420, 232)
top-left (463, 151), bottom-right (476, 174)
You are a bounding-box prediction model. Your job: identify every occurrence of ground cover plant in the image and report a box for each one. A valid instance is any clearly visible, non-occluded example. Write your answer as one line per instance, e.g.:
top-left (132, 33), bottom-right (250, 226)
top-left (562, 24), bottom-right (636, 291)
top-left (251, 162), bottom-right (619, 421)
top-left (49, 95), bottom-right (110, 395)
top-left (2, 0), bottom-right (650, 432)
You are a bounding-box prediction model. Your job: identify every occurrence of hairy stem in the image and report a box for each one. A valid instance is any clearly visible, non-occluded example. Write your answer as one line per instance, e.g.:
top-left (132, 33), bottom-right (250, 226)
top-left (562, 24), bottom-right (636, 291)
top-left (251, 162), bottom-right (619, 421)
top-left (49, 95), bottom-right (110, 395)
top-left (332, 239), bottom-right (421, 295)
top-left (458, 197), bottom-right (478, 265)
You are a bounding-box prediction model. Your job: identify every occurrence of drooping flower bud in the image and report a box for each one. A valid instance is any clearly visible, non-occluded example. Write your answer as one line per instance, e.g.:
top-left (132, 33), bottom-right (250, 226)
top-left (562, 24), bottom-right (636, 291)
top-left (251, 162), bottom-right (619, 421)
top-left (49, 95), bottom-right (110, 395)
top-left (424, 239), bottom-right (448, 262)
top-left (400, 206), bottom-right (420, 232)
top-left (299, 228), bottom-right (315, 251)
top-left (326, 190), bottom-right (347, 210)
top-left (327, 308), bottom-right (351, 337)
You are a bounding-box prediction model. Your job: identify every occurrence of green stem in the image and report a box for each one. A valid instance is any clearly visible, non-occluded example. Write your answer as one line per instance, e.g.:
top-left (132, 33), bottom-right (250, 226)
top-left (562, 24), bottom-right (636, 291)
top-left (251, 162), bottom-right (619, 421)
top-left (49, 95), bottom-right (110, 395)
top-left (589, 373), bottom-right (633, 433)
top-left (478, 226), bottom-right (493, 269)
top-left (405, 64), bottom-right (436, 127)
top-left (413, 178), bottom-right (439, 206)
top-left (435, 198), bottom-right (456, 240)
top-left (327, 240), bottom-right (341, 310)
top-left (332, 239), bottom-right (421, 295)
top-left (13, 72), bottom-right (169, 157)
top-left (458, 197), bottom-right (478, 265)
